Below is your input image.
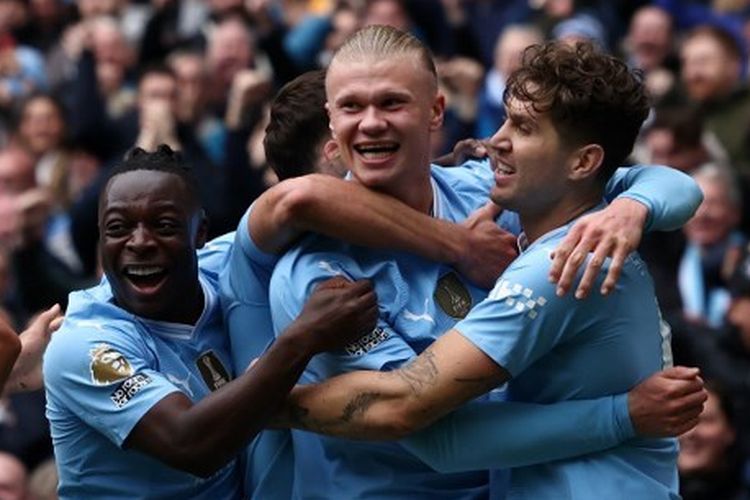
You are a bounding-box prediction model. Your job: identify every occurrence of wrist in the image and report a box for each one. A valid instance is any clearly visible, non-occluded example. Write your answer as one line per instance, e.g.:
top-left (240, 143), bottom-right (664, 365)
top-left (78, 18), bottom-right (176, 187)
top-left (446, 224), bottom-right (471, 266)
top-left (613, 196), bottom-right (649, 229)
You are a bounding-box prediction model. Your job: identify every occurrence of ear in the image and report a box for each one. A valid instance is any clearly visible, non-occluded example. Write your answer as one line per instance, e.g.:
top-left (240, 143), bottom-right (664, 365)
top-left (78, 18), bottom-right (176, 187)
top-left (569, 144), bottom-right (604, 181)
top-left (322, 139), bottom-right (339, 162)
top-left (325, 102), bottom-right (337, 140)
top-left (194, 209), bottom-right (209, 249)
top-left (429, 93), bottom-right (446, 131)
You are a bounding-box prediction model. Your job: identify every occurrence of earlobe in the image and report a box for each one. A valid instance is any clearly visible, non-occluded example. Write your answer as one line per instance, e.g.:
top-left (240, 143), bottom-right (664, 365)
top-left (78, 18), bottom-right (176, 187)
top-left (323, 140), bottom-right (339, 162)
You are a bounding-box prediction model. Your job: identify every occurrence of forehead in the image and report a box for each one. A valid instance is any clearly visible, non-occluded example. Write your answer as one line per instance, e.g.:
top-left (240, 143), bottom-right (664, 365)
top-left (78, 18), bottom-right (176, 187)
top-left (326, 55), bottom-right (434, 99)
top-left (102, 170), bottom-right (193, 214)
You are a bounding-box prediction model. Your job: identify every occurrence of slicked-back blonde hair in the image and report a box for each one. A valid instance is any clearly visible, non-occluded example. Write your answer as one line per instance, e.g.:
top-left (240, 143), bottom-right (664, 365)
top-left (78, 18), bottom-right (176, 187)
top-left (330, 24), bottom-right (437, 89)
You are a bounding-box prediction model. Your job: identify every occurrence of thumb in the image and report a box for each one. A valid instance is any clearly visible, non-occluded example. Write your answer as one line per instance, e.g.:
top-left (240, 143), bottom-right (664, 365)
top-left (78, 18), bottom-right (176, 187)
top-left (475, 200), bottom-right (503, 221)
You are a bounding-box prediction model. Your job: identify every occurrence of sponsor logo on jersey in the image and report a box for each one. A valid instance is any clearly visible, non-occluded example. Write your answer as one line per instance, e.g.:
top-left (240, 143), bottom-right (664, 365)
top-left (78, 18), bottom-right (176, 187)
top-left (344, 327), bottom-right (389, 356)
top-left (89, 344), bottom-right (134, 385)
top-left (196, 351), bottom-right (230, 391)
top-left (111, 373), bottom-right (152, 408)
top-left (434, 272), bottom-right (472, 318)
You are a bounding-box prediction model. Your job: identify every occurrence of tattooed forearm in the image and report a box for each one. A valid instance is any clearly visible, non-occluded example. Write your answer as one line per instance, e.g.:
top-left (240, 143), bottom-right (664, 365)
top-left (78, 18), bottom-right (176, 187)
top-left (341, 392), bottom-right (382, 423)
top-left (396, 349), bottom-right (439, 396)
top-left (453, 376), bottom-right (501, 393)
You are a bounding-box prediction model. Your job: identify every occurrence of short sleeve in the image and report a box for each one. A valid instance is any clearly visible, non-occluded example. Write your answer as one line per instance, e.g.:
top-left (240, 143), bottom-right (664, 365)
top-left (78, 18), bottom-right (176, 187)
top-left (454, 254), bottom-right (576, 377)
top-left (44, 322), bottom-right (180, 447)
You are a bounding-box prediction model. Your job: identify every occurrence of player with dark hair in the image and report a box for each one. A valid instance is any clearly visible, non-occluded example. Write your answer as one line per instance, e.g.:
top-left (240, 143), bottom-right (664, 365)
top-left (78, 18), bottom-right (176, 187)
top-left (43, 145), bottom-right (377, 498)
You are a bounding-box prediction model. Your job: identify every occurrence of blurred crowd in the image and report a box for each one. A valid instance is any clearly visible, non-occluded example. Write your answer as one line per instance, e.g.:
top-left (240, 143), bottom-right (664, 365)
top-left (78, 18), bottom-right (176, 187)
top-left (0, 0), bottom-right (750, 499)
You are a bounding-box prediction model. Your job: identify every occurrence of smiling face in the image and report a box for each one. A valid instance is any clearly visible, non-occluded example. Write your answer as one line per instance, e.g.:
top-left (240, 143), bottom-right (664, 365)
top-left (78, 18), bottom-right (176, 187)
top-left (326, 54), bottom-right (444, 204)
top-left (486, 96), bottom-right (577, 217)
top-left (99, 170), bottom-right (207, 324)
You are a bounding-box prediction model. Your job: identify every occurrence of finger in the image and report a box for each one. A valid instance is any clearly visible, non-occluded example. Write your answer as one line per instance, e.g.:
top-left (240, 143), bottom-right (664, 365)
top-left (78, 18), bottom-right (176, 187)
top-left (49, 317), bottom-right (64, 333)
top-left (664, 378), bottom-right (705, 399)
top-left (556, 239), bottom-right (595, 297)
top-left (672, 417), bottom-right (700, 437)
top-left (316, 276), bottom-right (350, 290)
top-left (661, 366), bottom-right (701, 380)
top-left (549, 228), bottom-right (581, 284)
top-left (600, 245), bottom-right (627, 295)
top-left (575, 238), bottom-right (614, 299)
top-left (38, 303), bottom-right (62, 323)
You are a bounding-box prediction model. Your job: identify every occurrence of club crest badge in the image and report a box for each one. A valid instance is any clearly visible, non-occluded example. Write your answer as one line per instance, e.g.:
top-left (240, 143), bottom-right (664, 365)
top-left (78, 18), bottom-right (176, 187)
top-left (89, 344), bottom-right (134, 386)
top-left (196, 351), bottom-right (230, 391)
top-left (434, 272), bottom-right (472, 319)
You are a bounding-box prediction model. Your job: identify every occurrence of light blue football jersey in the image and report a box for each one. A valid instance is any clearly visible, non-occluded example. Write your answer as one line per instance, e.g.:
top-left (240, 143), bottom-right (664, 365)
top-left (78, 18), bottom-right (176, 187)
top-left (219, 205), bottom-right (294, 499)
top-left (268, 162), bottom-right (698, 500)
top-left (44, 235), bottom-right (242, 500)
top-left (455, 203), bottom-right (679, 500)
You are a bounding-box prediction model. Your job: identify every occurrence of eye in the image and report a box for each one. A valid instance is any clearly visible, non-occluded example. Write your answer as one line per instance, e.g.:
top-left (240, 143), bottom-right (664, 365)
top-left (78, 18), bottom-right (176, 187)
top-left (340, 101), bottom-right (362, 113)
top-left (155, 219), bottom-right (179, 235)
top-left (382, 98), bottom-right (404, 110)
top-left (104, 220), bottom-right (129, 238)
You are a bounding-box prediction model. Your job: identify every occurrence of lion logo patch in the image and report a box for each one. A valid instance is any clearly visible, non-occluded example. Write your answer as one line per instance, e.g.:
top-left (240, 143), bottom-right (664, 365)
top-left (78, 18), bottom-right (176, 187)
top-left (89, 344), bottom-right (134, 386)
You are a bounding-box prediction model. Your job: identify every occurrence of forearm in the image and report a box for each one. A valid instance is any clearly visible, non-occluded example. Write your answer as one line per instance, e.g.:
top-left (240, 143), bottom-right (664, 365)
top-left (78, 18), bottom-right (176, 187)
top-left (0, 327), bottom-right (21, 393)
top-left (279, 334), bottom-right (506, 440)
top-left (401, 395), bottom-right (634, 473)
top-left (131, 327), bottom-right (318, 477)
top-left (609, 165), bottom-right (702, 231)
top-left (252, 174), bottom-right (467, 263)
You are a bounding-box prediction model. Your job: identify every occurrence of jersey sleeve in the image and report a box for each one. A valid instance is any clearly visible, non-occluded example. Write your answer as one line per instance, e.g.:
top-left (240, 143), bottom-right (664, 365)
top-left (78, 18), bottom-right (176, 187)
top-left (269, 251), bottom-right (417, 380)
top-left (44, 321), bottom-right (181, 447)
top-left (221, 206), bottom-right (280, 372)
top-left (606, 165), bottom-right (702, 231)
top-left (454, 252), bottom-right (576, 377)
top-left (400, 394), bottom-right (635, 472)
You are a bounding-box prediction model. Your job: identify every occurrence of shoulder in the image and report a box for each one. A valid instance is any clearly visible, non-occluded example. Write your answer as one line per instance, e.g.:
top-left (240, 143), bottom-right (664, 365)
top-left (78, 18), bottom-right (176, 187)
top-left (198, 232), bottom-right (235, 278)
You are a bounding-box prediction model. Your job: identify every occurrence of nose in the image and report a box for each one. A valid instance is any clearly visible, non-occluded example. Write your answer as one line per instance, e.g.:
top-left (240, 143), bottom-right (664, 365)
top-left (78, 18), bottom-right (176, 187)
top-left (125, 224), bottom-right (156, 252)
top-left (486, 120), bottom-right (512, 153)
top-left (359, 106), bottom-right (387, 135)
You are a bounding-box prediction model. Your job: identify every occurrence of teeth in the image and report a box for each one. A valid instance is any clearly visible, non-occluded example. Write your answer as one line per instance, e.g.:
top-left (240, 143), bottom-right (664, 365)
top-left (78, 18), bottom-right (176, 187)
top-left (126, 266), bottom-right (164, 276)
top-left (355, 143), bottom-right (399, 158)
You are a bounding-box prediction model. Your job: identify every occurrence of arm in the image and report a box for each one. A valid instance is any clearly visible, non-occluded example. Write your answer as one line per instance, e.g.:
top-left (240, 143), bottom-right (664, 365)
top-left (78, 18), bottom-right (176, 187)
top-left (0, 321), bottom-right (21, 393)
top-left (126, 278), bottom-right (377, 477)
top-left (3, 304), bottom-right (63, 394)
top-left (252, 174), bottom-right (517, 288)
top-left (401, 366), bottom-right (706, 472)
top-left (550, 165), bottom-right (703, 298)
top-left (280, 329), bottom-right (507, 440)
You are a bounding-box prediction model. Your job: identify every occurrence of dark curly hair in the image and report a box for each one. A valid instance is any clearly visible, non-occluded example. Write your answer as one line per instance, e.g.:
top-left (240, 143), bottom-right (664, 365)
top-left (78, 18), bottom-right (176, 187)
top-left (504, 42), bottom-right (649, 183)
top-left (104, 145), bottom-right (201, 207)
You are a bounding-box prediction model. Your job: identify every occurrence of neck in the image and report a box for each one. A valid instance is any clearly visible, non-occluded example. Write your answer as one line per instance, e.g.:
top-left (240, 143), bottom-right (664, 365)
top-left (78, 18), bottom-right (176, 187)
top-left (369, 163), bottom-right (434, 214)
top-left (521, 189), bottom-right (602, 243)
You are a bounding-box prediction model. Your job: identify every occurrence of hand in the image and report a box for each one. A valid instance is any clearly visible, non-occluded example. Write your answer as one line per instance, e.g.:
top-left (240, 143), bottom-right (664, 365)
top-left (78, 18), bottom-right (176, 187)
top-left (225, 68), bottom-right (272, 128)
top-left (628, 366), bottom-right (707, 437)
top-left (456, 202), bottom-right (518, 289)
top-left (549, 198), bottom-right (648, 299)
top-left (452, 138), bottom-right (488, 164)
top-left (6, 304), bottom-right (63, 393)
top-left (293, 278), bottom-right (377, 354)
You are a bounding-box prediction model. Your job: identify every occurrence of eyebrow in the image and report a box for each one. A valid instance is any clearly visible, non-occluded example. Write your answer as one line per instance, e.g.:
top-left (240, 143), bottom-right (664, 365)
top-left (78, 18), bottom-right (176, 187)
top-left (507, 110), bottom-right (537, 128)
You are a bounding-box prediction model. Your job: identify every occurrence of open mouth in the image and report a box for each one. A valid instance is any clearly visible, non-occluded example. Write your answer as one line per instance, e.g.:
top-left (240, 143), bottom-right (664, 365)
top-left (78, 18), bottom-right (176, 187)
top-left (354, 142), bottom-right (400, 160)
top-left (122, 265), bottom-right (168, 292)
top-left (495, 161), bottom-right (516, 176)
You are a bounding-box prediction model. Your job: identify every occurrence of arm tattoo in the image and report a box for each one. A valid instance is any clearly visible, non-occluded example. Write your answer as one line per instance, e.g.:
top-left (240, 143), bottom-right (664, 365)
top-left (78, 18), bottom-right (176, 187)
top-left (396, 349), bottom-right (439, 396)
top-left (341, 392), bottom-right (382, 423)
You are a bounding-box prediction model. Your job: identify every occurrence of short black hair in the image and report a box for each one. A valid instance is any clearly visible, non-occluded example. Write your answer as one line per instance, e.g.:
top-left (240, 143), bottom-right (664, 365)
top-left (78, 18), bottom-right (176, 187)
top-left (263, 69), bottom-right (329, 181)
top-left (104, 145), bottom-right (202, 207)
